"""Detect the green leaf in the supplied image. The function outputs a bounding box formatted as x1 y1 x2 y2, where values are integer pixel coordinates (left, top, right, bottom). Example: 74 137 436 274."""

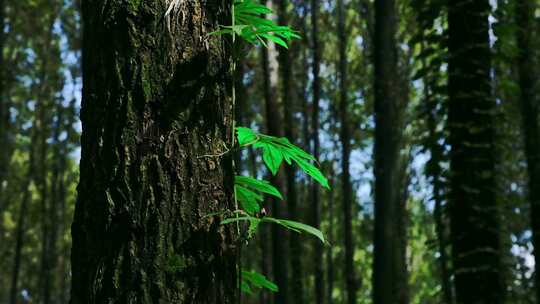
229 0 300 48
239 129 329 188
272 137 315 160
260 33 288 48
220 215 325 243
295 158 330 189
263 217 326 244
221 216 259 225
241 281 253 294
235 185 262 215
242 270 279 292
236 127 258 146
256 142 283 175
235 176 283 199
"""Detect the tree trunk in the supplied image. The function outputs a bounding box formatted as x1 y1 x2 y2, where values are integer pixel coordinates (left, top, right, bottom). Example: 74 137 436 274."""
9 143 35 304
515 1 540 302
372 0 407 302
421 42 453 303
310 0 324 303
448 0 503 303
70 1 237 303
276 1 304 303
326 173 335 304
261 22 289 302
44 104 65 303
425 73 453 304
0 0 8 250
337 0 357 302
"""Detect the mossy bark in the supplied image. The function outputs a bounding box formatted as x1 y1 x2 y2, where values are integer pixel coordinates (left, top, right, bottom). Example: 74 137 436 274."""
71 1 237 303
448 0 503 302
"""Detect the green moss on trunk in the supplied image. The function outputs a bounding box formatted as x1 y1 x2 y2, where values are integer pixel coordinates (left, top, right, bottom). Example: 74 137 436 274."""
71 1 237 303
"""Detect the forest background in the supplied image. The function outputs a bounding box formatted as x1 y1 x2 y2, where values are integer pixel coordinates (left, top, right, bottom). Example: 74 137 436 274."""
0 0 539 303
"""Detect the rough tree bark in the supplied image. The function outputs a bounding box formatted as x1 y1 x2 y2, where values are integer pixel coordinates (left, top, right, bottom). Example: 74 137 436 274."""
70 1 237 303
515 1 540 302
372 0 407 302
448 0 504 303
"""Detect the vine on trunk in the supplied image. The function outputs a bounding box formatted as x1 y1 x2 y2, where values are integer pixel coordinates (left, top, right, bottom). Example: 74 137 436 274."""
208 0 330 296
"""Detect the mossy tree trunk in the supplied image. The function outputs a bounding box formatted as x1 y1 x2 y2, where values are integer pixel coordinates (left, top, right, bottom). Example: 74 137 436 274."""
448 0 503 302
70 1 237 303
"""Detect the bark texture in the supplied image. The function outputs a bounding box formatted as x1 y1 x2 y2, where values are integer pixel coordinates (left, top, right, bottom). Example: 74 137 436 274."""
71 1 237 303
448 0 503 303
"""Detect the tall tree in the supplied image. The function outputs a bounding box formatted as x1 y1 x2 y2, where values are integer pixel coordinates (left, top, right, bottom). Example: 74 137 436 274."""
310 0 324 303
70 1 237 302
261 21 290 302
9 128 36 304
337 0 357 303
373 0 408 302
0 0 8 247
37 16 56 303
515 0 540 301
277 0 304 302
448 0 504 303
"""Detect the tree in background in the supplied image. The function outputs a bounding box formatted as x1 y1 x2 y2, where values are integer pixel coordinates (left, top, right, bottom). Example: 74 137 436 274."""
448 0 504 302
310 0 324 302
337 0 357 302
373 0 409 302
70 1 237 302
515 1 540 301
260 5 290 300
3 0 540 302
277 0 305 302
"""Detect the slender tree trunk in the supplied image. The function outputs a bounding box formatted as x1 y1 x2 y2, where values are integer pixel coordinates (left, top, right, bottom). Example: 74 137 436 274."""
60 99 78 304
70 1 237 303
9 144 35 304
310 0 324 302
0 0 8 251
337 0 357 302
426 82 453 304
43 104 65 304
421 45 453 303
515 1 540 302
326 173 335 304
447 0 503 303
276 1 304 302
261 24 290 302
373 0 407 302
38 98 51 304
